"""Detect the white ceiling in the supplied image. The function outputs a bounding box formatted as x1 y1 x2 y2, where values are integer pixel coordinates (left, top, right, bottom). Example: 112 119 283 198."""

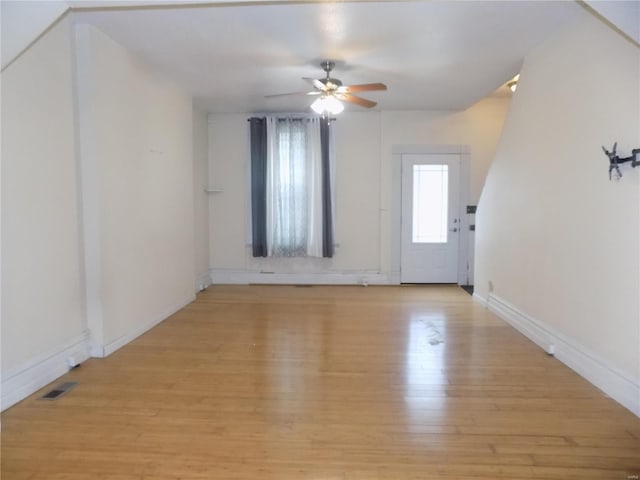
66 1 582 113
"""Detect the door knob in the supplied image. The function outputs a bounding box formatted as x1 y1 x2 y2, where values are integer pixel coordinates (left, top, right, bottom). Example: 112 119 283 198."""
449 227 458 232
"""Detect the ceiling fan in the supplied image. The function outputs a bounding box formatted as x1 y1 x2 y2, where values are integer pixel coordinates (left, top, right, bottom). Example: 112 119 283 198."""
266 61 387 114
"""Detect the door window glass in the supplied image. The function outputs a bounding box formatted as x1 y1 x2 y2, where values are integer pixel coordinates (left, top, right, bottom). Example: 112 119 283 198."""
412 164 448 243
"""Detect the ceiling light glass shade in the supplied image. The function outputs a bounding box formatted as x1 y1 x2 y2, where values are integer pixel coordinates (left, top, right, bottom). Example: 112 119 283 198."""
311 95 344 115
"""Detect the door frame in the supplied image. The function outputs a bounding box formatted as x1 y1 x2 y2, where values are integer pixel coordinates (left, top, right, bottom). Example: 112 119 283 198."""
390 145 471 285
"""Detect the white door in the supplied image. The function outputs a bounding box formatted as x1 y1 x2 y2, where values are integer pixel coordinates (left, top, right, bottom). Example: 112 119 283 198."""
401 154 460 283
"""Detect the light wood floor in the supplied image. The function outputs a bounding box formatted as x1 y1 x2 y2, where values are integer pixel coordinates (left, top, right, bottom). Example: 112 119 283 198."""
2 285 639 479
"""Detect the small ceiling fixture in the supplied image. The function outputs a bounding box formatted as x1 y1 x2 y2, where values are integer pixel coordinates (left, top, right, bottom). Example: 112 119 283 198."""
507 74 520 93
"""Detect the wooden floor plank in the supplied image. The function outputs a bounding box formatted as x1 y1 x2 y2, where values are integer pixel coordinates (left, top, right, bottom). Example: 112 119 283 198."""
2 285 639 479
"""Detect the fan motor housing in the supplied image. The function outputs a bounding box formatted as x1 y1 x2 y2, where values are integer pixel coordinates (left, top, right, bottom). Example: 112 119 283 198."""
321 77 343 89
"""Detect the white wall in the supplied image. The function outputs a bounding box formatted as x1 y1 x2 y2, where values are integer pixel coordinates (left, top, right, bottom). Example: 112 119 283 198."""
207 114 248 272
1 19 198 409
378 99 511 278
193 105 210 289
475 10 640 414
76 25 196 354
1 17 88 409
208 97 510 283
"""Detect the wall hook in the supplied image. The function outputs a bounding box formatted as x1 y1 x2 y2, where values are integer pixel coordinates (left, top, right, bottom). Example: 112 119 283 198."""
602 142 640 181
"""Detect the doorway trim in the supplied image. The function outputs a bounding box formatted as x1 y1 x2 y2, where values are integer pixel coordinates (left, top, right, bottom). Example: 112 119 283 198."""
390 145 470 285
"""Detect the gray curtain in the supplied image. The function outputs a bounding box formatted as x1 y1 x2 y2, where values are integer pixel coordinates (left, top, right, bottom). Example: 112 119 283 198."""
249 117 268 257
250 115 334 258
320 117 334 258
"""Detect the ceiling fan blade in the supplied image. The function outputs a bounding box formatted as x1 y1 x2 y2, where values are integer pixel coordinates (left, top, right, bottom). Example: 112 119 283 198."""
265 91 321 98
338 93 377 108
337 83 387 94
303 77 327 91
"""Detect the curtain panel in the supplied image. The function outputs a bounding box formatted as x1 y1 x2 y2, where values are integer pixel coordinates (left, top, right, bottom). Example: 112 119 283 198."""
320 118 334 258
249 117 268 257
249 115 334 258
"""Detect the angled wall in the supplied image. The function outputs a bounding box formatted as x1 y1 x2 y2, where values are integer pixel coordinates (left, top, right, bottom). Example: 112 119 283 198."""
475 9 640 414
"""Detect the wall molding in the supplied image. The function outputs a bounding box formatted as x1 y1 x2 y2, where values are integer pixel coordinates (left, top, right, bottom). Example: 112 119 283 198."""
486 293 640 417
210 269 390 286
74 23 106 358
2 293 197 410
1 330 90 411
472 292 488 307
101 294 196 357
196 271 211 292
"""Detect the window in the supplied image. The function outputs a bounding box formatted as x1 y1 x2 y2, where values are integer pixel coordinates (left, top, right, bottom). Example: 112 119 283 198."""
412 164 448 243
249 116 334 258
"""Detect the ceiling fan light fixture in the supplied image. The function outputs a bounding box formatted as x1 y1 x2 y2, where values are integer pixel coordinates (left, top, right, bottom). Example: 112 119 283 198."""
266 61 385 112
311 95 344 115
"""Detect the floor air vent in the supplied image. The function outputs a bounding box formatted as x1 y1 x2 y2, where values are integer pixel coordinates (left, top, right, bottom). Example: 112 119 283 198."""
40 381 78 400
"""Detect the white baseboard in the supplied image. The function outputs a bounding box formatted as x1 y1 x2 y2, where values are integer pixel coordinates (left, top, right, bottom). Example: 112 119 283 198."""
487 293 640 417
472 292 487 307
210 269 390 286
1 294 197 411
102 294 196 357
1 330 90 411
195 271 211 292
